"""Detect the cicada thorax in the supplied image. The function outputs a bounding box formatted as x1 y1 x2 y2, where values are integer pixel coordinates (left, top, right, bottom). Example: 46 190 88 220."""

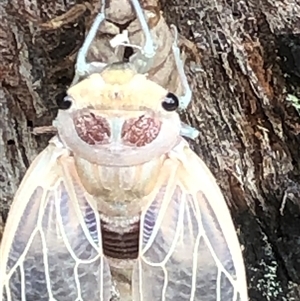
73 153 166 261
73 155 165 203
54 64 182 263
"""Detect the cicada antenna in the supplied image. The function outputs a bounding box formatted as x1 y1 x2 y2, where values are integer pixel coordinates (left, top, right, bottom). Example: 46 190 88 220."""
71 0 107 86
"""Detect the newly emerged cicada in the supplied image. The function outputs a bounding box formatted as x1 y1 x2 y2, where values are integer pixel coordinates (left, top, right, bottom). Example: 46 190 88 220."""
0 1 248 300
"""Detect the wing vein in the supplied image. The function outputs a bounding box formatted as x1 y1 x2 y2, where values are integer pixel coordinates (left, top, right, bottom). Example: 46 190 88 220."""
201 224 237 288
189 195 201 301
6 228 40 279
40 227 54 298
55 188 100 264
20 261 25 301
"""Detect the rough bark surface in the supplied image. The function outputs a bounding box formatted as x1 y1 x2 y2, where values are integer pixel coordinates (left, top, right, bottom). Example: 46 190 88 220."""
1 0 300 300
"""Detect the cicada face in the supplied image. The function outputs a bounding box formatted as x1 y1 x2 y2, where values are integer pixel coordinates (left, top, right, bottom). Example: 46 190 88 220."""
55 63 182 167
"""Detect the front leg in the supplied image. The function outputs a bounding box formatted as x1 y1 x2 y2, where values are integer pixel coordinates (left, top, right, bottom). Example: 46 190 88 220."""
128 0 157 73
170 25 192 110
71 0 107 86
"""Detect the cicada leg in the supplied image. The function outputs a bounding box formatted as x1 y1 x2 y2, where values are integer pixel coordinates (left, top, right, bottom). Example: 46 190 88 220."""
129 0 156 73
170 24 192 110
180 122 199 140
71 0 107 86
169 25 199 140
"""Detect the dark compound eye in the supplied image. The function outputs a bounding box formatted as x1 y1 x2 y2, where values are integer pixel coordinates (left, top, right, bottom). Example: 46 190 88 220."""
161 92 179 111
57 94 72 110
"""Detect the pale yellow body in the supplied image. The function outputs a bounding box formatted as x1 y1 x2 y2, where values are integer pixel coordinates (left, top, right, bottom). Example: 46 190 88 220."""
0 64 248 301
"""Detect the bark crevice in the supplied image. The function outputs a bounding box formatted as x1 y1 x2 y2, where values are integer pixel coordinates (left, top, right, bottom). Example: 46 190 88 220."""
1 0 300 300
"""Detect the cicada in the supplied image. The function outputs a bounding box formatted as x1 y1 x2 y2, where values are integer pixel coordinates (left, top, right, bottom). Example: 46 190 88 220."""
0 1 248 301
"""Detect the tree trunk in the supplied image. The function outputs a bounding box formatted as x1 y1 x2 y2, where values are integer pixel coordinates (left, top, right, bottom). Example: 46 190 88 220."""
1 0 300 300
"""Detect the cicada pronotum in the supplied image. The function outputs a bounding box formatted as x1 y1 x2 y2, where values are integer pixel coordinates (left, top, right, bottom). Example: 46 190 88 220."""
0 0 248 300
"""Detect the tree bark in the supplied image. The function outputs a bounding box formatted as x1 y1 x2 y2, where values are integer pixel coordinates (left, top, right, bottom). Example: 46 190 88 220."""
1 0 300 300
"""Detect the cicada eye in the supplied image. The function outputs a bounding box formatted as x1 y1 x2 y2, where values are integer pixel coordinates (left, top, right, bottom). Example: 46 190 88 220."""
57 94 73 110
162 92 179 111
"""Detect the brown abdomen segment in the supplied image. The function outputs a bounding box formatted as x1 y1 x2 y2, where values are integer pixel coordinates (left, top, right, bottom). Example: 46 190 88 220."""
100 215 140 260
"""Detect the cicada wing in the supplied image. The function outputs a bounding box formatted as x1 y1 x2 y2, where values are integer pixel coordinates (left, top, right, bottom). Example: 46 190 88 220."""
0 140 112 301
133 146 248 301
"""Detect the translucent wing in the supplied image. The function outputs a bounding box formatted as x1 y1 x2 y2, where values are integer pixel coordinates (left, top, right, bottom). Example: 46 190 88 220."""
133 142 248 301
0 138 112 301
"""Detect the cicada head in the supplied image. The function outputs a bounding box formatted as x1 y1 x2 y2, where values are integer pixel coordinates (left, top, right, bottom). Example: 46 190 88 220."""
54 62 182 166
